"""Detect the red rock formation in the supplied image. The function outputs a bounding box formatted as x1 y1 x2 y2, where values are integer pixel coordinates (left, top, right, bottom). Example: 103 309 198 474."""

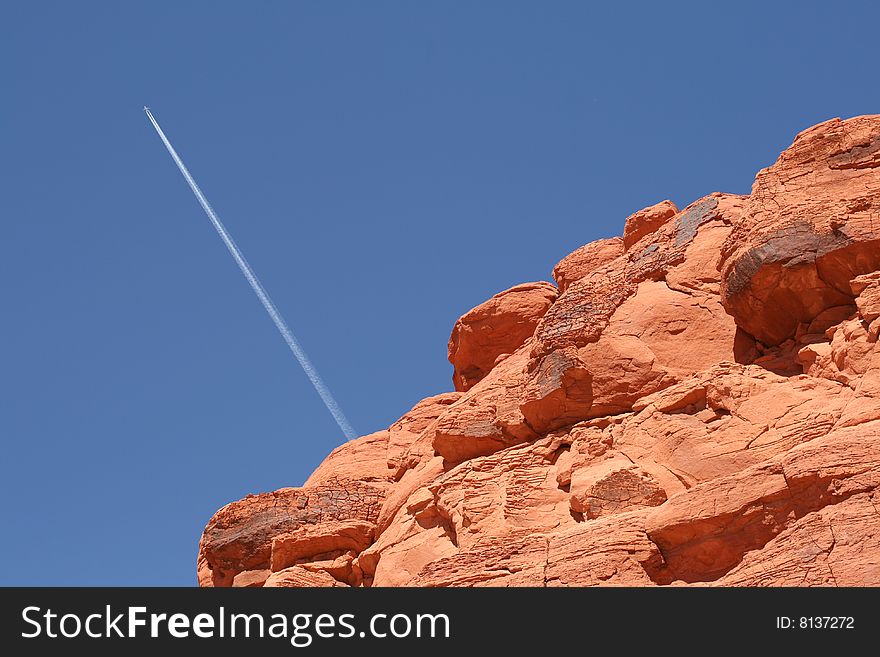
198 115 880 588
552 237 624 292
720 116 880 346
448 282 557 392
622 200 679 250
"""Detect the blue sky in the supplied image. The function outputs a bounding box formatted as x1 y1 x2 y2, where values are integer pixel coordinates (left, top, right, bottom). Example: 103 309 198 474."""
2 1 878 585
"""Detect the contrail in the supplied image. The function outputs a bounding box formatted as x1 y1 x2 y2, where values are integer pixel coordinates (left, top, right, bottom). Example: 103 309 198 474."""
144 107 357 442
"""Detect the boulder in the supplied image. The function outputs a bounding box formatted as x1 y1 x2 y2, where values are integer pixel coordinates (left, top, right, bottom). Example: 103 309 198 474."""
622 199 679 249
720 115 880 345
552 237 624 292
448 282 558 392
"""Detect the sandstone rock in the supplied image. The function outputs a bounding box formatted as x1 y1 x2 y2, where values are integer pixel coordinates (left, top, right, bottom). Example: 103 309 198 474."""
552 237 624 292
853 271 880 327
622 363 852 484
300 552 360 586
360 479 460 587
448 282 558 392
304 431 393 488
569 458 667 519
400 531 549 587
573 278 738 418
198 116 880 589
376 457 446 533
431 437 575 548
545 511 664 586
198 483 383 586
622 199 678 250
196 550 213 587
797 313 880 430
264 566 345 588
231 569 271 588
715 492 880 586
519 196 744 428
664 194 748 296
386 392 462 477
270 520 375 571
519 347 593 433
533 193 742 361
720 115 880 346
365 437 575 585
432 344 538 463
644 421 880 583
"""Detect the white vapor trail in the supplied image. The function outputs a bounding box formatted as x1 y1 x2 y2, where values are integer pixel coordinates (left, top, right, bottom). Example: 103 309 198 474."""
145 107 357 441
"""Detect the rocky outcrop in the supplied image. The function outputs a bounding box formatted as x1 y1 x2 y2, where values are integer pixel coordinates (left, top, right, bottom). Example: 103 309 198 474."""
198 114 880 588
622 200 679 250
720 116 880 346
552 237 624 292
448 282 557 392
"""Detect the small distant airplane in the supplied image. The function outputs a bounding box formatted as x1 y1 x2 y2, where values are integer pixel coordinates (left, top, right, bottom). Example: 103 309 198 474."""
143 106 150 112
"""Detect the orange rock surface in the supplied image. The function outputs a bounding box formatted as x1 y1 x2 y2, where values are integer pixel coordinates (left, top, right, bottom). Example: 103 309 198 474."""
448 282 557 392
198 115 880 587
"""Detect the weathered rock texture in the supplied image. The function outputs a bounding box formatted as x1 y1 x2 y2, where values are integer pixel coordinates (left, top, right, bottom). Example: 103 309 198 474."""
199 115 880 588
448 282 558 392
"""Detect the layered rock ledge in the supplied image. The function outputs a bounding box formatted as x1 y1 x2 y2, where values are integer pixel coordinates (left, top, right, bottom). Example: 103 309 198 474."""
199 115 880 587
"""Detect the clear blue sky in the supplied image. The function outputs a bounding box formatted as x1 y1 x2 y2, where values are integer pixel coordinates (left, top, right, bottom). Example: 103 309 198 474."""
2 1 878 585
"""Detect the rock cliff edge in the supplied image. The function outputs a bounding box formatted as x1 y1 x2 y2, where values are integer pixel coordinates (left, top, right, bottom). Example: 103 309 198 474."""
199 116 880 587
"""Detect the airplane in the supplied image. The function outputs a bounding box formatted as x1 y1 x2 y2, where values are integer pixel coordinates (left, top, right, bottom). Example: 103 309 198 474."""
143 106 150 112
